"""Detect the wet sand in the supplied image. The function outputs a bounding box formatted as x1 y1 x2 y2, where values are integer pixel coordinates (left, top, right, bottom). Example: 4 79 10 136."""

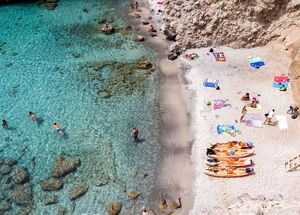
125 2 195 214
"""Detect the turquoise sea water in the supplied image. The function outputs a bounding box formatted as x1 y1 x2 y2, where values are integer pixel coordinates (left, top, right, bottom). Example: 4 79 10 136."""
0 0 160 214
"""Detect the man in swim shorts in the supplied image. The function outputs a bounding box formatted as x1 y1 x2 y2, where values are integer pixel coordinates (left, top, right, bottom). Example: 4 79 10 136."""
2 119 8 128
29 112 37 122
52 123 64 136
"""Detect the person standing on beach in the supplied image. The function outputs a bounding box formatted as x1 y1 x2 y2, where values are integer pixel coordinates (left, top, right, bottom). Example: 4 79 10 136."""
134 1 139 10
28 111 37 122
240 106 247 123
264 109 275 125
132 127 139 142
2 119 8 128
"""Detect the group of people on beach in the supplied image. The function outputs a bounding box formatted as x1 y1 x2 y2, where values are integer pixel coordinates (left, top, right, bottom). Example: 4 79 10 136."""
239 92 299 125
2 112 65 137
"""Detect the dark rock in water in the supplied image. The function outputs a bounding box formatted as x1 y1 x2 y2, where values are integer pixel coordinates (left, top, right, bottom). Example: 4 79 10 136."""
164 29 177 41
127 191 141 200
94 176 109 186
137 59 152 69
40 178 64 191
68 184 88 200
167 46 181 60
37 0 59 10
0 192 5 201
0 159 4 165
12 183 32 206
51 155 81 178
106 202 122 215
4 157 17 166
14 207 32 215
57 207 67 215
99 89 112 98
44 194 58 205
0 164 12 175
11 167 29 184
100 23 114 34
0 200 11 212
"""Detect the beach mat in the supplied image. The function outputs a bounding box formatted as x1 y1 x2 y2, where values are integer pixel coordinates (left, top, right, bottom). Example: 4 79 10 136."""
242 114 263 128
274 75 289 83
276 115 288 131
217 125 236 136
203 79 219 88
248 57 265 68
213 52 226 62
273 82 289 88
246 104 261 110
213 99 231 110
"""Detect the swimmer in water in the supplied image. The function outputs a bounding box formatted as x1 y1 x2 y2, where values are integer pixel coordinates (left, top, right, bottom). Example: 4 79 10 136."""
52 123 64 136
2 119 8 128
29 111 37 122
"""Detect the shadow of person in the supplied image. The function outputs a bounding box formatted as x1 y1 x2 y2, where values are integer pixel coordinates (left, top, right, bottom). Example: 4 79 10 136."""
36 117 44 126
137 138 146 144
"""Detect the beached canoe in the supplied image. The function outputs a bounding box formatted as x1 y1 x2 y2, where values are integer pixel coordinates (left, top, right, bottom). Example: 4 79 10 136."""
207 148 254 159
204 167 254 178
206 158 254 167
209 141 253 150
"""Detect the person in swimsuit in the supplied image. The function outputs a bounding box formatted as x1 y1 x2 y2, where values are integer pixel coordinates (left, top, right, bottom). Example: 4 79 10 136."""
29 112 37 122
132 127 139 142
52 123 64 136
240 106 247 123
2 119 8 128
241 93 250 101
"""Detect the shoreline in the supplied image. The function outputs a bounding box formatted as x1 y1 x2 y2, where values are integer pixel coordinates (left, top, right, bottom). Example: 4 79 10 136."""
125 1 195 214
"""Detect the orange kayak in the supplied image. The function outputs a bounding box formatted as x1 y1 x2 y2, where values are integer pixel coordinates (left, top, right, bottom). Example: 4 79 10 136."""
207 148 254 159
209 141 254 150
204 167 255 178
206 158 254 167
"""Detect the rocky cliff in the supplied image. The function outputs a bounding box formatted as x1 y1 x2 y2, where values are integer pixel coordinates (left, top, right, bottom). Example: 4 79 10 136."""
162 0 300 48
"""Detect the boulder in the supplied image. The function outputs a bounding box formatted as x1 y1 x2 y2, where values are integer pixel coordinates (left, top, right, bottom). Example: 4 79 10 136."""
12 183 32 206
133 35 145 42
11 167 29 184
40 178 64 191
164 29 177 41
137 59 152 69
14 207 32 215
106 202 122 215
159 199 167 212
57 207 67 215
4 157 17 166
51 155 81 178
100 23 115 34
0 164 12 175
44 195 58 205
68 184 88 200
0 200 11 212
127 191 141 200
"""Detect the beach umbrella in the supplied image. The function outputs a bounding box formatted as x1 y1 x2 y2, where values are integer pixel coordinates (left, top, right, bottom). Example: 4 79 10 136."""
249 57 265 68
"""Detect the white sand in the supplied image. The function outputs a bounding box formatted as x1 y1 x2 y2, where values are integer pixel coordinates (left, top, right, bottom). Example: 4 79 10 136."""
179 45 300 214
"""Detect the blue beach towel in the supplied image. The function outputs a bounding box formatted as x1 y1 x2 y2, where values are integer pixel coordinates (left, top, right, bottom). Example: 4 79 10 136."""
272 82 289 88
203 79 219 88
249 57 265 68
217 125 235 134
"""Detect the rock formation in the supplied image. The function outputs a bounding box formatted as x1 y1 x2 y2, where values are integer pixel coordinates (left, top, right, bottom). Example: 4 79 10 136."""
162 0 300 48
51 155 81 178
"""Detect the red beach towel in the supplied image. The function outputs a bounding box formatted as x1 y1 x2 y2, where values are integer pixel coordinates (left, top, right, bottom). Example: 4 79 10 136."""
274 76 289 83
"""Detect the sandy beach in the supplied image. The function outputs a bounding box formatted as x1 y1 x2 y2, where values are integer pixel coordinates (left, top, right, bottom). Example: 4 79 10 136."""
180 45 300 214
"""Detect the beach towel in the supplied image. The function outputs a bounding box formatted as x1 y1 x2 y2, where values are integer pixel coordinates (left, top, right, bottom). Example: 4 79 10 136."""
274 75 289 83
203 79 219 88
248 57 265 68
272 82 289 88
213 99 231 110
242 114 263 128
276 115 288 131
217 125 236 136
213 52 226 62
246 104 262 110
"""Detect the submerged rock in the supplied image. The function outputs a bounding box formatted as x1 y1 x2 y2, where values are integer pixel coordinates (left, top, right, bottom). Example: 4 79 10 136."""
57 207 67 215
106 202 122 215
159 199 167 212
0 164 12 175
12 183 32 206
137 59 152 69
44 195 58 205
0 200 11 212
127 191 141 200
100 23 114 34
4 157 18 166
11 167 29 184
40 178 64 191
69 185 88 200
51 155 81 178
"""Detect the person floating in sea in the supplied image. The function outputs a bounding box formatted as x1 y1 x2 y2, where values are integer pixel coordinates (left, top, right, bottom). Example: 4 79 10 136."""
28 111 37 122
2 119 8 128
52 123 64 137
264 109 275 125
132 127 139 142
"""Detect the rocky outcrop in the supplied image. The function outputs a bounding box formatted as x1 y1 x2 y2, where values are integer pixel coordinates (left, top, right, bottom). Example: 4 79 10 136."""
40 178 64 191
68 184 88 200
162 0 300 48
51 155 81 178
11 167 29 184
11 183 32 206
106 202 122 215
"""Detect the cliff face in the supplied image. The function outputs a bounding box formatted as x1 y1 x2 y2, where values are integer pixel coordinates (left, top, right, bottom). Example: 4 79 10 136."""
162 0 300 48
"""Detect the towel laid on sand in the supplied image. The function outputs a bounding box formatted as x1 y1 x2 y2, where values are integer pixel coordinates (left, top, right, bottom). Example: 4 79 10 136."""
276 115 288 131
203 79 219 88
217 125 237 136
213 99 231 110
213 52 226 62
243 114 263 128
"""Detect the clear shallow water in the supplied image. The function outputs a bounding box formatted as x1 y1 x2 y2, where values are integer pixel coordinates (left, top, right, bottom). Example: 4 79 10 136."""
0 0 159 214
